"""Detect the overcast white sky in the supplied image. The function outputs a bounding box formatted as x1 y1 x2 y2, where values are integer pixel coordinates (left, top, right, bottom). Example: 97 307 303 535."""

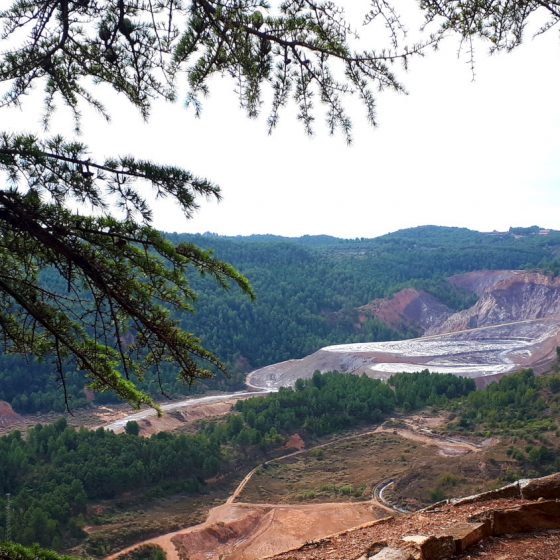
3 3 560 239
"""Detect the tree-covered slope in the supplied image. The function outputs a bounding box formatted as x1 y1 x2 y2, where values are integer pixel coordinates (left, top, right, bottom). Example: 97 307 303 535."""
176 226 560 366
0 371 475 553
3 225 560 412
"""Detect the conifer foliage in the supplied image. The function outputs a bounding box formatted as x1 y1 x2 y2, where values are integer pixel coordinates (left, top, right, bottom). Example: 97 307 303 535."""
0 0 423 407
0 1 557 407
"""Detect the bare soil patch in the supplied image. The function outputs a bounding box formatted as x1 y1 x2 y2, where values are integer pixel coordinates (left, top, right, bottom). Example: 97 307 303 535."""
136 400 237 437
112 501 389 560
0 394 247 438
385 442 513 511
82 473 244 557
0 403 132 437
237 415 499 509
104 414 507 560
268 497 536 560
0 400 22 429
247 317 560 391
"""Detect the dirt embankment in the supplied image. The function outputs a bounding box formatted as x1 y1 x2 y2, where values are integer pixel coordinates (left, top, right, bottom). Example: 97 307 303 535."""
358 288 452 334
447 270 520 296
109 501 388 560
267 497 556 560
133 400 240 437
333 269 560 342
373 425 479 457
109 414 495 560
0 400 22 429
0 393 256 438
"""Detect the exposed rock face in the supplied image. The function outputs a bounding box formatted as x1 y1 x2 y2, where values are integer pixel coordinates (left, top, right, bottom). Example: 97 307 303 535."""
356 270 560 338
492 501 560 535
368 548 413 560
265 473 560 560
409 535 455 560
428 271 560 335
443 522 490 554
470 501 560 536
521 472 560 500
359 289 452 335
0 401 22 428
450 481 522 507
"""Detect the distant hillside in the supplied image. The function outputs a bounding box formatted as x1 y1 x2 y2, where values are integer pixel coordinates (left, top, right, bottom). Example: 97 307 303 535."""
178 225 560 362
3 225 560 412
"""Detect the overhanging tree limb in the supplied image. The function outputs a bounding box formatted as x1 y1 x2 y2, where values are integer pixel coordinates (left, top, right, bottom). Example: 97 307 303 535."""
0 0 557 408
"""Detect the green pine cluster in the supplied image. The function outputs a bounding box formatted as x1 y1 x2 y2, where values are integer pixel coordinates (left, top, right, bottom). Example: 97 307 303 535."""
2 226 560 413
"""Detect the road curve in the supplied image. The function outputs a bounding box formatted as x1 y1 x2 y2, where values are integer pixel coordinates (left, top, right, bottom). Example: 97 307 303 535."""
100 390 272 432
373 479 409 514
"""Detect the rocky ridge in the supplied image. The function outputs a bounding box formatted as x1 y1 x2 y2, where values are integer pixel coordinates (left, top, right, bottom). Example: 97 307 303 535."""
359 270 560 338
267 473 560 560
428 271 560 335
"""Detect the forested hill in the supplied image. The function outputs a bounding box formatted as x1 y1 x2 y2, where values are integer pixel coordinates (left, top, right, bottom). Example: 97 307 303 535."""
171 225 560 369
3 225 560 412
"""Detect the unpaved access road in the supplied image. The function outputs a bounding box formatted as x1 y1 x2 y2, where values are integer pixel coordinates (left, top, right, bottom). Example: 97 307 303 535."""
108 415 486 560
108 501 389 560
245 318 560 391
228 417 483 506
100 390 273 432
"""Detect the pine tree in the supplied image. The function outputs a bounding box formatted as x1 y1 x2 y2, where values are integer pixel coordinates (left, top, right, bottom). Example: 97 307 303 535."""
0 1 556 408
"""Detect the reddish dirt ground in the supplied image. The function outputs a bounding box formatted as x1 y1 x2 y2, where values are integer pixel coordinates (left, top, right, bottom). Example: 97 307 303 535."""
0 395 246 437
135 400 237 436
456 530 560 559
359 288 452 333
110 414 493 560
0 400 22 429
284 433 305 451
268 498 554 560
110 501 390 560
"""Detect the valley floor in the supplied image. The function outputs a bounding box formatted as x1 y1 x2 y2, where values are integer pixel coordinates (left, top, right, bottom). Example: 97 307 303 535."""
108 413 511 560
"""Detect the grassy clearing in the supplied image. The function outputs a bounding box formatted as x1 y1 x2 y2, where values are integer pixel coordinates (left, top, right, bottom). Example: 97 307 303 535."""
238 432 430 504
238 426 521 511
386 443 515 510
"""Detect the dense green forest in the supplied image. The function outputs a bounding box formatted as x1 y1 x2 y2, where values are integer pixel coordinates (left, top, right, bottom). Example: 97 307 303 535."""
3 225 560 412
0 371 475 552
388 370 476 411
450 369 560 477
232 370 475 438
179 226 560 370
0 419 222 552
451 369 560 438
3 368 560 554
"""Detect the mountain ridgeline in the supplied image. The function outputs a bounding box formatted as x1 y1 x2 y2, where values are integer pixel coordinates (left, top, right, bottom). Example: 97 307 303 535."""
2 225 560 412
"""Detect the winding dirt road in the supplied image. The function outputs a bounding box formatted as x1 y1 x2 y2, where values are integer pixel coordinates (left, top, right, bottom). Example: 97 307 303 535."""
100 390 272 432
226 418 482 508
108 418 485 560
